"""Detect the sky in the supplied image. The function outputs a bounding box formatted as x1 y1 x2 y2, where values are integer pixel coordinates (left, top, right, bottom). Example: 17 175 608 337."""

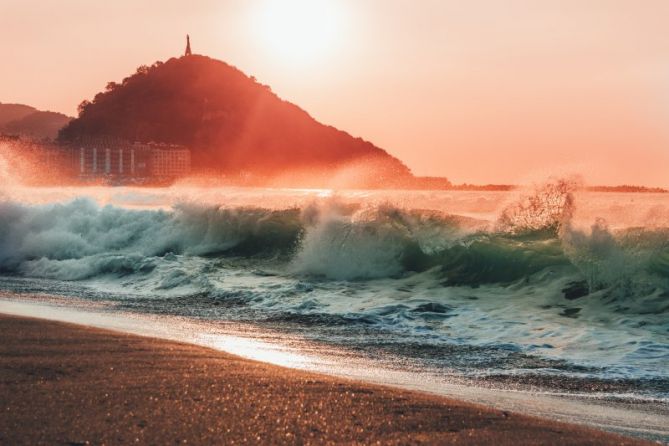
1 0 668 187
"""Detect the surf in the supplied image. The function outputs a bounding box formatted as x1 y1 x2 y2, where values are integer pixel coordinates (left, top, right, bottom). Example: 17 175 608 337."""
0 178 667 399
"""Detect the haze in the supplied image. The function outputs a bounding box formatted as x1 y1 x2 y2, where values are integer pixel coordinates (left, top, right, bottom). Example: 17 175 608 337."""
1 0 668 187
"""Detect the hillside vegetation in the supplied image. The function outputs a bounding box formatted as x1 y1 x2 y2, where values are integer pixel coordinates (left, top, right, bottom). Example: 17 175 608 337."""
59 55 411 186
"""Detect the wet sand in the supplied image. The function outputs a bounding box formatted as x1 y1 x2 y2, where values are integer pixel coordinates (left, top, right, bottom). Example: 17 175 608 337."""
0 315 649 445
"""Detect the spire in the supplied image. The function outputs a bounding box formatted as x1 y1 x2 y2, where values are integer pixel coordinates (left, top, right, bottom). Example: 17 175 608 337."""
185 34 192 57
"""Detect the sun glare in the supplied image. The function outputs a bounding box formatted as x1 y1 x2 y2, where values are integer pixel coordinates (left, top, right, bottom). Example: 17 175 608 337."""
254 0 342 63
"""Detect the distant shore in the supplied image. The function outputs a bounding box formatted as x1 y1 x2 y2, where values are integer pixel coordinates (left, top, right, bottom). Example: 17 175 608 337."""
0 314 649 445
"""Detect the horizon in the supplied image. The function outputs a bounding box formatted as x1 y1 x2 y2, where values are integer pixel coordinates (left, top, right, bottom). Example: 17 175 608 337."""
2 0 669 188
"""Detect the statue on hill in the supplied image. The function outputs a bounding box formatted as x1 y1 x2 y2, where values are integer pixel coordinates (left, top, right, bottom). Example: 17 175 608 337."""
185 35 192 57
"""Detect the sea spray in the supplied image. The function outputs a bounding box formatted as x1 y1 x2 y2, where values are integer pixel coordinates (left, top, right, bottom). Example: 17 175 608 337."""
496 177 580 234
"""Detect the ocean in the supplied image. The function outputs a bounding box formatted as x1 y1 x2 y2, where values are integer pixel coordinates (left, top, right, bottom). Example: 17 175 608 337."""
0 180 668 411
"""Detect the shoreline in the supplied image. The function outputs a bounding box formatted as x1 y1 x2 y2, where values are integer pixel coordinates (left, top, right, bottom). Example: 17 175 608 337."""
0 313 652 445
1 295 668 443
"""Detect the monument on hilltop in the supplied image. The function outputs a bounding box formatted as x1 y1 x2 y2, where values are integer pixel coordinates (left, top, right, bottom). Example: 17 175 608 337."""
185 35 192 57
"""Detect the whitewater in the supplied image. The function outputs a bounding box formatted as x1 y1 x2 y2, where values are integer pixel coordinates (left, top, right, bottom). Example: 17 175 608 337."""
1 173 668 432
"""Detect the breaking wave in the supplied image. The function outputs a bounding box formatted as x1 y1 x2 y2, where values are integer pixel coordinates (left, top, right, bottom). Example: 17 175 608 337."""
0 199 302 279
0 179 668 390
0 182 667 300
0 182 669 314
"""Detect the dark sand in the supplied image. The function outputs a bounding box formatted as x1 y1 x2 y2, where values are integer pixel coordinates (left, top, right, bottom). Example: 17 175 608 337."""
0 315 650 445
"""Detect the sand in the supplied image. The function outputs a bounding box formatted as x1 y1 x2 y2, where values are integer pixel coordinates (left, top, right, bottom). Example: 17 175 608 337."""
0 314 650 445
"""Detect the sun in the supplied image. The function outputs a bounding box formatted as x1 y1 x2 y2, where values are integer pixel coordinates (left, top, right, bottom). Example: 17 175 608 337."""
254 0 343 63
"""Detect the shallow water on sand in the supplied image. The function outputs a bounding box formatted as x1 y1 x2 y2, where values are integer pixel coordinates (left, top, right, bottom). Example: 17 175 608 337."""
1 297 668 442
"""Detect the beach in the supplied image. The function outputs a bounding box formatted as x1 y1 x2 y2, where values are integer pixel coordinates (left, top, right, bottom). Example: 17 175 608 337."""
0 314 649 445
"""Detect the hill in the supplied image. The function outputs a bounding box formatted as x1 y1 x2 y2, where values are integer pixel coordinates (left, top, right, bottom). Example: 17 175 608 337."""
0 103 72 139
0 103 37 126
3 110 72 140
59 55 412 187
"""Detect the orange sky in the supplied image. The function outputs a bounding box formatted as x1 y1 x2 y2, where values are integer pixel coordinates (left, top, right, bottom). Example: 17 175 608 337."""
1 0 668 187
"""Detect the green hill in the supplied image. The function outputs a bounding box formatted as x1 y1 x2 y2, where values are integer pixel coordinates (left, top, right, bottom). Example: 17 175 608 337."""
59 55 411 186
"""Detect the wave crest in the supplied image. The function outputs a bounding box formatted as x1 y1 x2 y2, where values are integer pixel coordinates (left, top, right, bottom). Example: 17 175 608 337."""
0 190 667 299
497 177 580 234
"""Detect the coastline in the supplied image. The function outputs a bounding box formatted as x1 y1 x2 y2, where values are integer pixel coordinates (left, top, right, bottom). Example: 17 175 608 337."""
1 294 668 443
0 313 653 445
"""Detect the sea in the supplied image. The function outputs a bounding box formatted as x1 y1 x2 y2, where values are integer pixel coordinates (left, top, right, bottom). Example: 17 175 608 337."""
0 176 668 439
